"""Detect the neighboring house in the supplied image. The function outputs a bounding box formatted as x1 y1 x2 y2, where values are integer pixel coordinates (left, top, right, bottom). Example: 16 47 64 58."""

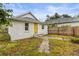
8 12 48 41
45 17 79 27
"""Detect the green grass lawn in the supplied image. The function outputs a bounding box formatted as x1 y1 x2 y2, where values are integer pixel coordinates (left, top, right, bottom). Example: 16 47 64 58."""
48 34 79 56
0 38 45 56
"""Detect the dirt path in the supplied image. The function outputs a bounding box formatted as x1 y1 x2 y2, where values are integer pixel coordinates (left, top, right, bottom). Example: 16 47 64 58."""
38 37 50 53
35 35 70 53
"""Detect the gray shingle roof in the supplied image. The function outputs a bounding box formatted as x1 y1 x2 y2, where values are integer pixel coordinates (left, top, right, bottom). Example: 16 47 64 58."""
12 17 40 23
12 12 40 23
45 17 79 24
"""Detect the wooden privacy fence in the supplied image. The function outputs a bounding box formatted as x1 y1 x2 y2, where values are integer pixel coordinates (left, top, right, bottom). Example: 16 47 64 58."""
48 26 79 37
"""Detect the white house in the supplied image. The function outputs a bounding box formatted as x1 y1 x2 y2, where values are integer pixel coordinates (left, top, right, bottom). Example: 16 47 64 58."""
45 17 79 27
8 12 48 41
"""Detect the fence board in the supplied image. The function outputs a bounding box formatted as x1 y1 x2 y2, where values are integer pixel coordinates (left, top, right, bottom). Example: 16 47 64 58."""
48 26 79 37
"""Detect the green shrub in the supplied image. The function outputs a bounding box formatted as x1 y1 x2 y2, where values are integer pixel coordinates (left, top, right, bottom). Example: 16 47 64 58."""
71 38 79 43
0 32 10 41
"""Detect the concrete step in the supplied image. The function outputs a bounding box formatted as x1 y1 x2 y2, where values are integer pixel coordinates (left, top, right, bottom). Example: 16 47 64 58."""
33 34 44 37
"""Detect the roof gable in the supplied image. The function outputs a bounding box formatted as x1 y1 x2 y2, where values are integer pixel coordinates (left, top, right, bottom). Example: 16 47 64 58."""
13 12 40 23
22 13 35 19
15 12 38 21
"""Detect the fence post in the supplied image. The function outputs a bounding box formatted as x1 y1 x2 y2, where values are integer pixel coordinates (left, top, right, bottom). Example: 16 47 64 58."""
58 27 59 35
72 27 75 36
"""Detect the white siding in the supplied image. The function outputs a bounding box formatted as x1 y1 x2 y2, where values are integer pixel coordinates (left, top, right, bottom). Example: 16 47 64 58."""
8 21 48 41
8 21 34 41
58 22 79 27
38 24 48 35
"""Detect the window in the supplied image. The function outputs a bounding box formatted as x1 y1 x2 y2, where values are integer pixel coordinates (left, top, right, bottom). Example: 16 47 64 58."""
25 23 29 30
42 25 44 29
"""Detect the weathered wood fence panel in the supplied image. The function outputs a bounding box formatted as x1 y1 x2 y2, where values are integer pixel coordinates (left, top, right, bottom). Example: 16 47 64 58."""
48 26 79 37
73 26 79 37
48 27 58 34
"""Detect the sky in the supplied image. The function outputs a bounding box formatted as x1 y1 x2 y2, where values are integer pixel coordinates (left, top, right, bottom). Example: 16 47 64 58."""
4 3 79 21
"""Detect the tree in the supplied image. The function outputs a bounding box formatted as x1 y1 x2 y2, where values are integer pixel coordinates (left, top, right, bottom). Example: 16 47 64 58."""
46 15 50 20
50 13 61 19
54 13 61 19
50 16 55 19
77 15 79 17
0 3 13 27
62 14 71 18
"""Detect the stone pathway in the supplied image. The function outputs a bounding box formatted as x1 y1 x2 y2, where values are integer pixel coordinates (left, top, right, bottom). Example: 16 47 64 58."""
38 36 50 53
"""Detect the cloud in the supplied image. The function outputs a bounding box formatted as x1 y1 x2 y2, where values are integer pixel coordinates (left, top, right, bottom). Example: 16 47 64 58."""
31 9 48 21
47 5 68 14
4 3 79 21
4 4 29 16
46 4 79 16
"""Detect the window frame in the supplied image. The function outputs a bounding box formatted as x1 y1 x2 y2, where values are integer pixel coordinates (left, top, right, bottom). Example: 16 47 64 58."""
42 25 44 29
25 23 29 31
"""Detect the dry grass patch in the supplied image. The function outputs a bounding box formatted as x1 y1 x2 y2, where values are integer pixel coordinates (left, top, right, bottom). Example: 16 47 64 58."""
0 38 43 56
49 39 79 56
48 34 74 40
